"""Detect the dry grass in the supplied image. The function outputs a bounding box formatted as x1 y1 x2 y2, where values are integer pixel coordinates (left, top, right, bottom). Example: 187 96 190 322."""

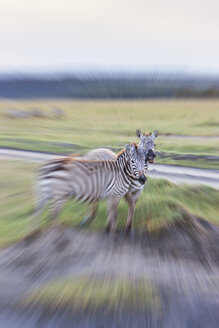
0 99 218 168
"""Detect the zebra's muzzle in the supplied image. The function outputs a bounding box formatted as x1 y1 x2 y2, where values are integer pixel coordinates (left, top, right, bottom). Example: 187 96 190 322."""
147 150 156 163
138 175 147 185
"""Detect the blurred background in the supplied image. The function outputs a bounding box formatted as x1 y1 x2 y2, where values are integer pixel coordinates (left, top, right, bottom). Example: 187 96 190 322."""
0 1 218 327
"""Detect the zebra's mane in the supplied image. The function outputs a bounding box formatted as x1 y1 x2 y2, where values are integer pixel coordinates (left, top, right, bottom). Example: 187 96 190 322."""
116 143 138 159
47 154 78 165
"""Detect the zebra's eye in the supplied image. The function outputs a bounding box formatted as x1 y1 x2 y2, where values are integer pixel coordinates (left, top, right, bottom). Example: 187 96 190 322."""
131 160 135 164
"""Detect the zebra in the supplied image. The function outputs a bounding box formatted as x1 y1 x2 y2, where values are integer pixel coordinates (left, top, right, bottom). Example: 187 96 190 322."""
29 143 147 235
85 130 158 163
84 130 158 232
136 129 158 164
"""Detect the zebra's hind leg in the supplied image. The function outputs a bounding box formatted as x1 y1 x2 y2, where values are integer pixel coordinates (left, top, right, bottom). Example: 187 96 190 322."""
25 198 49 244
49 197 66 227
49 197 70 251
80 202 98 227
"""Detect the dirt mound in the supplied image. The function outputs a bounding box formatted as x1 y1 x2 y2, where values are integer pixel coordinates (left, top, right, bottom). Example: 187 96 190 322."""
141 211 219 266
0 218 218 328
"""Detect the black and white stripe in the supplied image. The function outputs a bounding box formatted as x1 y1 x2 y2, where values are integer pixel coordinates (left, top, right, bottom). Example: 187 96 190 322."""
84 130 158 231
30 144 146 233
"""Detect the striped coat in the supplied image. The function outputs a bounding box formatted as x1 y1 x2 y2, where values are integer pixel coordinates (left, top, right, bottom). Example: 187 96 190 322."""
30 144 146 234
84 130 158 231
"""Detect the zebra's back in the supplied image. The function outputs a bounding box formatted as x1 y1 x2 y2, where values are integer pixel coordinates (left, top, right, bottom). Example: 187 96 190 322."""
37 157 127 204
85 148 116 161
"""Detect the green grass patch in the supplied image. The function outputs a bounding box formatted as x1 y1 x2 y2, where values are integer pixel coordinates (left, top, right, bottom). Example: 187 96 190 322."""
23 276 158 312
0 159 218 247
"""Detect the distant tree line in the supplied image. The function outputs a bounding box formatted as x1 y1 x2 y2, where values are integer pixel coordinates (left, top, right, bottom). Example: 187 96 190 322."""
0 76 218 99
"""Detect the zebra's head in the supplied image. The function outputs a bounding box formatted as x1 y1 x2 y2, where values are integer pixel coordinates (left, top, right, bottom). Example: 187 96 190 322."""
136 129 158 164
125 144 147 185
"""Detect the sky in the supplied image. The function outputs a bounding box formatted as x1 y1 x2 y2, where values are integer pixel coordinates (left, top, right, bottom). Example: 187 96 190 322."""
0 0 219 74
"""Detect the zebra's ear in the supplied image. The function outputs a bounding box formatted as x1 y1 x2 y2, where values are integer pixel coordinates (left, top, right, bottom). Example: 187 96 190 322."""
151 130 158 140
136 129 143 139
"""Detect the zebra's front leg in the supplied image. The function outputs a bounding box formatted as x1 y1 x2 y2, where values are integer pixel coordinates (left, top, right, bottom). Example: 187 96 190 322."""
124 188 143 235
124 193 136 235
105 196 120 235
80 201 98 226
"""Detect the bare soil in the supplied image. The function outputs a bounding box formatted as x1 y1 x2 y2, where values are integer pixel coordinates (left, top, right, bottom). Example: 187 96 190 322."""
0 217 219 328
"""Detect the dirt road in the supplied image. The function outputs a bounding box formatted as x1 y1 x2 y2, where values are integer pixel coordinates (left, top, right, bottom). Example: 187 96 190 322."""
1 148 219 189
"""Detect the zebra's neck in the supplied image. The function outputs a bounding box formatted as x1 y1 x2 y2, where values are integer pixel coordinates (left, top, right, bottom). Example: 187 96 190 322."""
116 150 129 165
115 151 138 181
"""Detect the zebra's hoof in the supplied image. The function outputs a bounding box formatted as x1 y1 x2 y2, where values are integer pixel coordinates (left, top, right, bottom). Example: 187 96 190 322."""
105 225 111 234
23 229 41 246
123 228 135 240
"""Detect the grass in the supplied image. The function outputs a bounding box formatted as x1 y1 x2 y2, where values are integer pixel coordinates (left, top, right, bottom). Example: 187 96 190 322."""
0 159 218 247
23 276 157 312
0 99 219 168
